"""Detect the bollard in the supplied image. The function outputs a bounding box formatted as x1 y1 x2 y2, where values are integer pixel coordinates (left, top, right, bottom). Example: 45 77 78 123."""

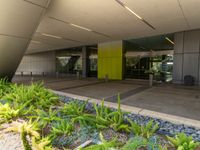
105 74 108 82
21 72 23 76
56 72 59 79
77 71 80 79
149 74 153 87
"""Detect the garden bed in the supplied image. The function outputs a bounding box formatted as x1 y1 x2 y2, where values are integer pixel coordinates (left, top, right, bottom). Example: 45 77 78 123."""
0 78 200 150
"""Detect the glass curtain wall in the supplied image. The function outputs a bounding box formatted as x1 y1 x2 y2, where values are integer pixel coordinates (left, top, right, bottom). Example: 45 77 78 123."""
124 34 174 82
88 47 98 77
56 48 82 75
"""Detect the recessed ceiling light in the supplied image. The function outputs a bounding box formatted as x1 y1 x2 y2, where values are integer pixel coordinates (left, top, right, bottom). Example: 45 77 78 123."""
48 16 110 38
42 33 62 39
165 37 174 45
70 23 92 32
115 0 155 30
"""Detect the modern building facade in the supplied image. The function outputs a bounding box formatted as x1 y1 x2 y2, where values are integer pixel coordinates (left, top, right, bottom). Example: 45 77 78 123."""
1 0 200 85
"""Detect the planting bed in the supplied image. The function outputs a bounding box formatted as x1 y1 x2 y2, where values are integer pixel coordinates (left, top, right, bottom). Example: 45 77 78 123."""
0 78 200 150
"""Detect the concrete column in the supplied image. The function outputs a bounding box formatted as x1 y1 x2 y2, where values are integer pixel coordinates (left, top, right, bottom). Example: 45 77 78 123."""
0 0 51 80
82 46 89 78
173 29 200 85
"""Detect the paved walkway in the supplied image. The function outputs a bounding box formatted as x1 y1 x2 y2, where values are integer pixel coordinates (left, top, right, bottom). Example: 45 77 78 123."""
12 76 200 124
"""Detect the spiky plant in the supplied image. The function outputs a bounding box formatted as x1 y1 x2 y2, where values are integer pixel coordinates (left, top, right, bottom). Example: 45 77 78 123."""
30 108 60 129
128 119 159 139
0 103 20 124
32 136 52 150
167 132 200 150
60 100 96 127
3 82 58 110
81 132 120 150
6 120 40 150
0 78 11 99
122 136 147 150
94 99 112 129
51 119 74 136
60 100 87 116
107 95 129 132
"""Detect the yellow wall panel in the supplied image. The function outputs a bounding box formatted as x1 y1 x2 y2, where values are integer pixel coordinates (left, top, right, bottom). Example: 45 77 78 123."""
98 41 123 80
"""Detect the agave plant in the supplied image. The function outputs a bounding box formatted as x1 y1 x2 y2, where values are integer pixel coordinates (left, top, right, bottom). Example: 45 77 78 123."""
167 132 200 150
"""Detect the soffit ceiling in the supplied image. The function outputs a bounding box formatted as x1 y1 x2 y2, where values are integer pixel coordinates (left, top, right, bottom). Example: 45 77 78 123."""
27 0 200 54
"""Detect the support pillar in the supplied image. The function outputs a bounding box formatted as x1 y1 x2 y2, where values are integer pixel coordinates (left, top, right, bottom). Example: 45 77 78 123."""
82 46 89 78
98 41 124 80
173 29 200 85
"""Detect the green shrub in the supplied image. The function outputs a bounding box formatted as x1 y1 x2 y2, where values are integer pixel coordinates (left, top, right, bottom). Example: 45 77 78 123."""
0 103 20 124
0 78 12 98
60 100 96 127
6 120 40 150
94 99 112 129
51 119 74 136
81 132 120 150
167 132 200 150
122 136 165 150
122 136 147 150
128 119 159 139
32 136 52 150
60 100 87 116
3 83 58 110
104 95 129 132
30 108 60 129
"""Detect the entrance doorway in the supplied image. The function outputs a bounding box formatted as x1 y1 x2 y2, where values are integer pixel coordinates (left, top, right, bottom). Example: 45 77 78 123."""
124 34 174 82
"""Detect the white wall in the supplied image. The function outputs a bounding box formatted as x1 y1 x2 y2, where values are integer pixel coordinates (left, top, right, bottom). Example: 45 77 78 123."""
173 29 200 85
16 51 56 76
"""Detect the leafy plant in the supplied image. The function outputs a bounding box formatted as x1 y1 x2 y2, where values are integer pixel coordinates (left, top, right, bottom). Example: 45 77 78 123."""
72 113 96 127
0 78 11 99
167 132 200 150
94 99 112 129
3 83 58 110
81 132 120 150
61 100 96 127
94 95 129 132
60 100 87 116
51 119 74 136
0 103 20 124
30 108 60 129
122 136 165 150
32 136 52 150
122 136 147 150
107 95 129 132
6 120 40 150
128 119 159 139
